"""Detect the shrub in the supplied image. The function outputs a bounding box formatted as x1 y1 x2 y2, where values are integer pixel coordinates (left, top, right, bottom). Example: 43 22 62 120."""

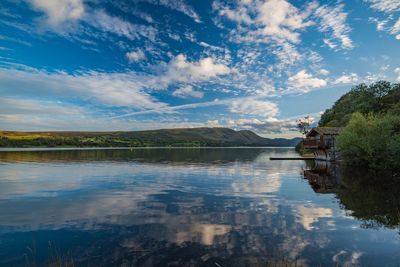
337 112 400 171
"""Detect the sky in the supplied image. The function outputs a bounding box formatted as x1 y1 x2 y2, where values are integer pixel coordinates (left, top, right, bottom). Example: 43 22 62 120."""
0 0 399 137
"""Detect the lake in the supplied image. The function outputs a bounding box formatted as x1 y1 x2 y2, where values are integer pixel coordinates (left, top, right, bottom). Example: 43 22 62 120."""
0 148 399 266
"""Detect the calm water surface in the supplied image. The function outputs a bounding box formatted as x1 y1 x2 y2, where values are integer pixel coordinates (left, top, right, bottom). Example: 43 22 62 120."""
0 148 399 266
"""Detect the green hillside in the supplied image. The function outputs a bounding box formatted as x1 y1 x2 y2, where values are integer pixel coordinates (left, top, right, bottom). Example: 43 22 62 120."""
0 127 301 148
319 81 400 127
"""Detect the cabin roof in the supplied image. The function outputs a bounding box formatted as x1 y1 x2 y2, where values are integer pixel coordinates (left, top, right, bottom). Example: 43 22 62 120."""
306 127 343 137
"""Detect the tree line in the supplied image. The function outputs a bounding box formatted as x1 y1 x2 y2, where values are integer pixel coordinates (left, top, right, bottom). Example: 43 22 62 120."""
318 81 400 172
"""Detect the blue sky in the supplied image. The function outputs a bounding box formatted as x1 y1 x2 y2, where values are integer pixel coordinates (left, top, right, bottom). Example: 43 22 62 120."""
0 0 399 137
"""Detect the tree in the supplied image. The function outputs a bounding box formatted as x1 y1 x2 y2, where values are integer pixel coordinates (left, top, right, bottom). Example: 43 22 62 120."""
296 116 313 136
319 81 400 127
337 112 400 171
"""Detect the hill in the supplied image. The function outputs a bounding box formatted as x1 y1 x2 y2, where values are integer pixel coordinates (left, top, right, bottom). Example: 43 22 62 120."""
0 128 301 148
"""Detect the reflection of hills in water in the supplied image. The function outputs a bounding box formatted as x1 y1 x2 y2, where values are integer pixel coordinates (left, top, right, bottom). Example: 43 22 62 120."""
0 147 298 166
0 148 268 164
0 148 324 266
303 162 400 233
1 149 400 266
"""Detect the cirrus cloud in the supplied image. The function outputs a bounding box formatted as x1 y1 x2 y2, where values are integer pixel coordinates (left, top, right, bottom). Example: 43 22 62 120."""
213 0 312 67
310 2 353 49
365 0 400 13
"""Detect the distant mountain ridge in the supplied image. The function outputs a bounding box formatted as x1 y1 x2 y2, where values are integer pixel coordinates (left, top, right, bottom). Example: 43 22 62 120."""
0 128 301 147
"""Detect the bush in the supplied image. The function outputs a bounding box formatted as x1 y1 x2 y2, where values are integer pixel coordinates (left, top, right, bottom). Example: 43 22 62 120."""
337 112 400 171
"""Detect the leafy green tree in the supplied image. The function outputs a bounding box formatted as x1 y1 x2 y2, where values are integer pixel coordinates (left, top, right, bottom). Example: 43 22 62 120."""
337 112 400 171
319 81 400 127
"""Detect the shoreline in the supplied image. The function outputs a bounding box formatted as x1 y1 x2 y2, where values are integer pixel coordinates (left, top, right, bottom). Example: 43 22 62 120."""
0 146 296 152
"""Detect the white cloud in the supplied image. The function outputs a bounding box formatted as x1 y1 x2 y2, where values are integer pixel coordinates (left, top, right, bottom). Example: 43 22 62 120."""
370 17 400 40
0 55 231 114
0 67 166 109
0 110 226 131
232 117 298 134
112 97 278 120
214 0 311 66
157 54 232 87
369 17 400 40
390 18 400 36
29 0 85 25
0 98 301 134
319 69 329 75
366 2 400 40
206 119 222 127
334 73 359 84
89 10 157 41
126 49 146 62
112 98 230 118
254 83 276 96
0 98 84 116
172 85 204 98
229 98 278 117
0 98 241 131
0 98 112 131
395 67 400 81
323 38 337 49
213 0 253 24
255 0 311 43
216 0 311 43
369 17 389 31
26 2 158 41
287 70 327 92
199 42 225 52
147 0 201 23
365 72 387 82
272 42 302 67
377 19 389 31
365 0 400 12
311 2 353 49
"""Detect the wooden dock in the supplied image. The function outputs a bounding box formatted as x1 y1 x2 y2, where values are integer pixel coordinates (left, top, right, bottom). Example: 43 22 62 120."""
270 157 315 160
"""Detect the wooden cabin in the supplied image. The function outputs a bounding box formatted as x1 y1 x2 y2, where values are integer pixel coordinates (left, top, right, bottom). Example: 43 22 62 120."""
303 127 342 161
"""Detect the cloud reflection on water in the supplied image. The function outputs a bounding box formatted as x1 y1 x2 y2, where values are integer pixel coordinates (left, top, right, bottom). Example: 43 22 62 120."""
0 148 399 266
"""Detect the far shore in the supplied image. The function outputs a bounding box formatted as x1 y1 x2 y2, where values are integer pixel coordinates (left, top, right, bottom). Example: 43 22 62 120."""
0 146 296 152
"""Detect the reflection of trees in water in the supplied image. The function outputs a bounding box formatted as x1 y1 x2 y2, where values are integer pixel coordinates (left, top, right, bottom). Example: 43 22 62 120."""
0 148 274 164
5 149 397 266
304 163 400 233
337 167 400 232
